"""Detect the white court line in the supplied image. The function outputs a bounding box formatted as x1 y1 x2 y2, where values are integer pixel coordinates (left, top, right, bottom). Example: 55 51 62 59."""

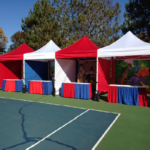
0 97 120 115
25 109 89 150
91 113 121 150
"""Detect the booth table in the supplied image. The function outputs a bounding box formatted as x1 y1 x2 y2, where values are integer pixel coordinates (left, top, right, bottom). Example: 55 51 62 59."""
28 80 53 95
61 82 92 100
2 79 23 92
108 84 148 107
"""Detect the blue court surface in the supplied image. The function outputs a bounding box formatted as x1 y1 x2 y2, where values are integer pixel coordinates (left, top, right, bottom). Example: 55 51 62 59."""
0 98 120 150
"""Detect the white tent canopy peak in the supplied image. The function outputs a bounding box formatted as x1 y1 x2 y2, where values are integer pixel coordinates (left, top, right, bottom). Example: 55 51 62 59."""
98 31 150 57
24 40 61 60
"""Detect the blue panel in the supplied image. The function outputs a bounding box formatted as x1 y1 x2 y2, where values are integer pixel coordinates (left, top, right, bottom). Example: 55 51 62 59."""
2 80 6 91
75 84 90 100
61 83 64 97
42 82 53 95
81 84 90 99
75 84 80 99
133 88 139 106
28 81 30 93
122 87 139 106
117 87 123 104
15 80 23 92
117 87 139 106
25 61 48 89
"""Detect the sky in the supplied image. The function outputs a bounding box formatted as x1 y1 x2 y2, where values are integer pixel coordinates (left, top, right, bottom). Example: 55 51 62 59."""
0 0 129 51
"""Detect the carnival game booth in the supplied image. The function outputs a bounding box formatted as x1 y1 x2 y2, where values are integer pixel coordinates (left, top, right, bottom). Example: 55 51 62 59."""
0 43 34 92
98 31 150 107
24 40 60 95
55 36 99 99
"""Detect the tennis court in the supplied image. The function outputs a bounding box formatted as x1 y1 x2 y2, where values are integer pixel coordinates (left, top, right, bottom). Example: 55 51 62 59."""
0 98 119 150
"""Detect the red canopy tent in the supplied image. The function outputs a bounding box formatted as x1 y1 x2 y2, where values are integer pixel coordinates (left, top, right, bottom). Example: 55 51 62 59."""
56 36 98 58
55 36 101 95
0 43 34 88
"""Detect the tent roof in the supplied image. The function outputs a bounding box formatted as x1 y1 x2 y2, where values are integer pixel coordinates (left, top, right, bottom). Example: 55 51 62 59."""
98 31 150 58
0 43 34 61
24 40 61 60
56 36 99 58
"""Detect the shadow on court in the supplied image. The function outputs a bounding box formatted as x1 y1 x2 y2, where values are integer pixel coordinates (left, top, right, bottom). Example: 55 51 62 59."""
0 98 119 150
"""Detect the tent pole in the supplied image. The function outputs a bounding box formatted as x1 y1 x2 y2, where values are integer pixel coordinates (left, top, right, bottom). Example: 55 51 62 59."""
48 61 49 80
96 56 98 91
54 59 56 95
23 59 25 85
111 57 112 84
93 56 100 102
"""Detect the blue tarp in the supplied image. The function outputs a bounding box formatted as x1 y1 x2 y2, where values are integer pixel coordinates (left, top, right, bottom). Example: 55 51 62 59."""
25 61 48 89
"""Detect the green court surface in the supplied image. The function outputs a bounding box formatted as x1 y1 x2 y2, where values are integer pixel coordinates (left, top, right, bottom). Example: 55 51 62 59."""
0 90 150 150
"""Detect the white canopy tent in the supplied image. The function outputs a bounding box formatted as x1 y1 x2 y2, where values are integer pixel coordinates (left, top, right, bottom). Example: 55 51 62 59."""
98 31 150 58
24 40 61 60
23 40 61 89
97 31 150 94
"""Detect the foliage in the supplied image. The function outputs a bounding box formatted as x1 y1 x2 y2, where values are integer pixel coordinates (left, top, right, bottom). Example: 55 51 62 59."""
0 27 8 53
11 0 121 50
8 31 24 52
20 0 59 50
67 0 121 47
138 32 150 43
122 0 150 39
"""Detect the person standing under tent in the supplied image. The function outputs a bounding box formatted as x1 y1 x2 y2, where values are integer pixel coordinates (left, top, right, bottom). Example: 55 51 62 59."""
77 64 85 83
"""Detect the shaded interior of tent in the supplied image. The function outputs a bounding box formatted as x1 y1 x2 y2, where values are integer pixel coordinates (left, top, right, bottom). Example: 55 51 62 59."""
98 58 150 94
0 61 23 88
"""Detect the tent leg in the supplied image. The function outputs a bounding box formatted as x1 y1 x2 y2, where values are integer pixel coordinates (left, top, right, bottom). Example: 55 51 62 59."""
93 56 100 102
96 57 98 91
48 61 49 80
23 60 25 85
111 57 112 84
54 59 56 95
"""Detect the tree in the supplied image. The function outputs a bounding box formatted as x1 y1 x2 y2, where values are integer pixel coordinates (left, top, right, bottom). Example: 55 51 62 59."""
138 32 150 43
20 0 61 50
8 31 24 52
17 0 121 49
0 27 8 53
51 0 121 47
122 0 150 37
